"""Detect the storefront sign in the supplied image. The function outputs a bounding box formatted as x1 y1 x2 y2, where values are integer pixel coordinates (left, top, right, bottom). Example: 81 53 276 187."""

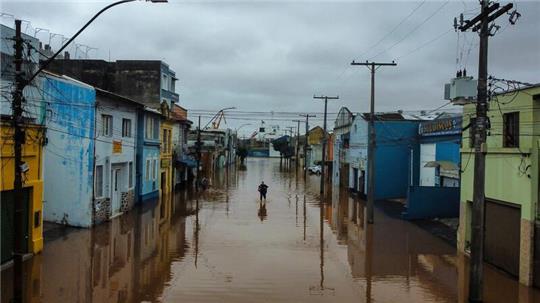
161 159 170 168
112 140 122 153
419 117 462 136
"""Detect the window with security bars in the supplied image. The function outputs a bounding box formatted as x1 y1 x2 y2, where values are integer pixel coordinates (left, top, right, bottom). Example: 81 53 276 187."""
503 112 519 148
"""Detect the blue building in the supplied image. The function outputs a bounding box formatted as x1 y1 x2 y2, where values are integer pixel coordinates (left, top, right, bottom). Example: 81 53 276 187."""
347 113 421 200
136 107 162 203
403 115 462 220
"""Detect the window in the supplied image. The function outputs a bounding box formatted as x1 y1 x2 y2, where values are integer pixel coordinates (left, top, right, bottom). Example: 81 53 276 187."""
162 129 171 153
162 74 168 90
95 165 104 197
102 115 113 137
145 116 154 139
128 162 133 188
469 117 476 148
503 112 519 148
152 159 157 180
122 119 132 137
146 159 151 180
153 119 159 139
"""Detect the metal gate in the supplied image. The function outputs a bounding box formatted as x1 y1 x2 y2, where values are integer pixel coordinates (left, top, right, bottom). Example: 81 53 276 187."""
1 189 30 264
485 199 521 277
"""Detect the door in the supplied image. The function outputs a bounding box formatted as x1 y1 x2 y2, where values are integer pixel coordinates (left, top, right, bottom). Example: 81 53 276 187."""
485 199 520 277
1 189 30 264
352 168 358 192
534 222 540 288
359 170 366 195
111 167 122 216
420 143 436 186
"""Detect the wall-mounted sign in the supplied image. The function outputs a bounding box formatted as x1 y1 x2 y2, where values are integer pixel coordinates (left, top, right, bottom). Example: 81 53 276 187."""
419 117 462 137
112 140 122 153
161 159 170 168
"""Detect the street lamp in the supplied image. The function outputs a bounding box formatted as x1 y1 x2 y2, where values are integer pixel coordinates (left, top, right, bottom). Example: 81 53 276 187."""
235 123 252 132
26 0 167 85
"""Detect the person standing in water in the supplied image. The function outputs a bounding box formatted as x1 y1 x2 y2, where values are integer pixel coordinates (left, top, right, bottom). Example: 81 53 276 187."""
258 181 269 201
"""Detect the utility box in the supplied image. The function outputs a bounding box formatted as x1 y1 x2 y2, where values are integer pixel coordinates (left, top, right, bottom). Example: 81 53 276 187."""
444 76 477 105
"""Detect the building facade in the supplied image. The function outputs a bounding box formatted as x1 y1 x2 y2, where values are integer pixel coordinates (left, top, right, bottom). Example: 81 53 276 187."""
136 108 161 203
403 115 462 220
0 24 45 264
42 73 141 227
458 85 540 287
347 113 420 200
332 107 354 187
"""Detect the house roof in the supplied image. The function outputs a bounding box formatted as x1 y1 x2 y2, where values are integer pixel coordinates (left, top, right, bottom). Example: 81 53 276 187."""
95 87 144 108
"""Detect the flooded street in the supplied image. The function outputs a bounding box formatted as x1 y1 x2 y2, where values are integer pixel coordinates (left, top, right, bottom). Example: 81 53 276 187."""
2 158 540 303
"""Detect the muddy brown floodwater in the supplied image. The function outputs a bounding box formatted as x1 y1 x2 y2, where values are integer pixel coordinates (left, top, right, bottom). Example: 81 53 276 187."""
2 158 540 302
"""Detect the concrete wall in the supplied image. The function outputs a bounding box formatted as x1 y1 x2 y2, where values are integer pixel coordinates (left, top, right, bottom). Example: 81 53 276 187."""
459 86 540 286
373 121 419 199
42 75 96 227
94 93 137 221
403 186 460 219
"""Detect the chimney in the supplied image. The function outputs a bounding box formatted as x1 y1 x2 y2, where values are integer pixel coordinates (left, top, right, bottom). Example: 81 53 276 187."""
64 51 70 60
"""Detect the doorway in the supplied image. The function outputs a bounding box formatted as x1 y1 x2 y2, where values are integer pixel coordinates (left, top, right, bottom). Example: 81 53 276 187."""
1 189 30 264
111 165 124 216
485 199 520 277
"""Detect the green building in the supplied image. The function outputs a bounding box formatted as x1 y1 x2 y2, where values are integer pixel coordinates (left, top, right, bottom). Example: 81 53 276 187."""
458 84 540 287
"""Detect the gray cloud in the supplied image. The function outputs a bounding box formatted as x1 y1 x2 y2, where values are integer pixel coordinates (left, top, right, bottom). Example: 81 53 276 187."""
2 0 539 135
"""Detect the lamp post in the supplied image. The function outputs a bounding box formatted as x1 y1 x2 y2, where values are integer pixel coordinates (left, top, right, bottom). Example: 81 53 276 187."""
10 1 167 302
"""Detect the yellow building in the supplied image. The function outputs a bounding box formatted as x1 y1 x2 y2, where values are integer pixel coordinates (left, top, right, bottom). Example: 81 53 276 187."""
1 120 44 264
159 114 173 222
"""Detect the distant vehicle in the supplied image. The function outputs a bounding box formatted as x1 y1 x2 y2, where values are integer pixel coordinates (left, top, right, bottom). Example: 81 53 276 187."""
307 165 322 175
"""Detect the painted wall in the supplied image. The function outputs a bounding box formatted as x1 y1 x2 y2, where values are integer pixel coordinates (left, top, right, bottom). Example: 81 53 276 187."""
94 93 138 220
136 110 161 202
460 86 540 223
404 186 460 219
1 122 45 257
347 116 419 198
42 75 96 227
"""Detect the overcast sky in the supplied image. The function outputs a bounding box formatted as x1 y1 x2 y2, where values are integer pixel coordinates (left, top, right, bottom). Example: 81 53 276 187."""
2 0 539 135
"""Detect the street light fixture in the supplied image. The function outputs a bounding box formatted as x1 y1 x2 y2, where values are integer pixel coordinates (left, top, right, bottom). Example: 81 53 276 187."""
236 123 252 132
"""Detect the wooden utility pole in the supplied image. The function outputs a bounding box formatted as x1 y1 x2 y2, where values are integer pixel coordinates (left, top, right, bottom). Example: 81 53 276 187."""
350 60 396 224
457 1 515 301
300 114 316 178
11 19 25 303
196 115 201 192
292 119 302 170
313 95 339 195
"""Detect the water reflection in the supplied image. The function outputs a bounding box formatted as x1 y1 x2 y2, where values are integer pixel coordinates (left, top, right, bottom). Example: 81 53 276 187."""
2 158 539 303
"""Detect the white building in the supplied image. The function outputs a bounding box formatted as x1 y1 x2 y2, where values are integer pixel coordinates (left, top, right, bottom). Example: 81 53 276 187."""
93 89 139 221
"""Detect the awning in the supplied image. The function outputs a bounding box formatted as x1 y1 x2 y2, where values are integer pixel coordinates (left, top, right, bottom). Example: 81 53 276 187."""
424 160 459 171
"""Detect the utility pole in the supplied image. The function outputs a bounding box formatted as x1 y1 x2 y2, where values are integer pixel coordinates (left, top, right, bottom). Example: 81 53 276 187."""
292 119 302 170
456 1 516 301
12 19 25 303
196 115 202 192
313 95 339 195
350 60 396 224
286 126 295 167
300 114 316 178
